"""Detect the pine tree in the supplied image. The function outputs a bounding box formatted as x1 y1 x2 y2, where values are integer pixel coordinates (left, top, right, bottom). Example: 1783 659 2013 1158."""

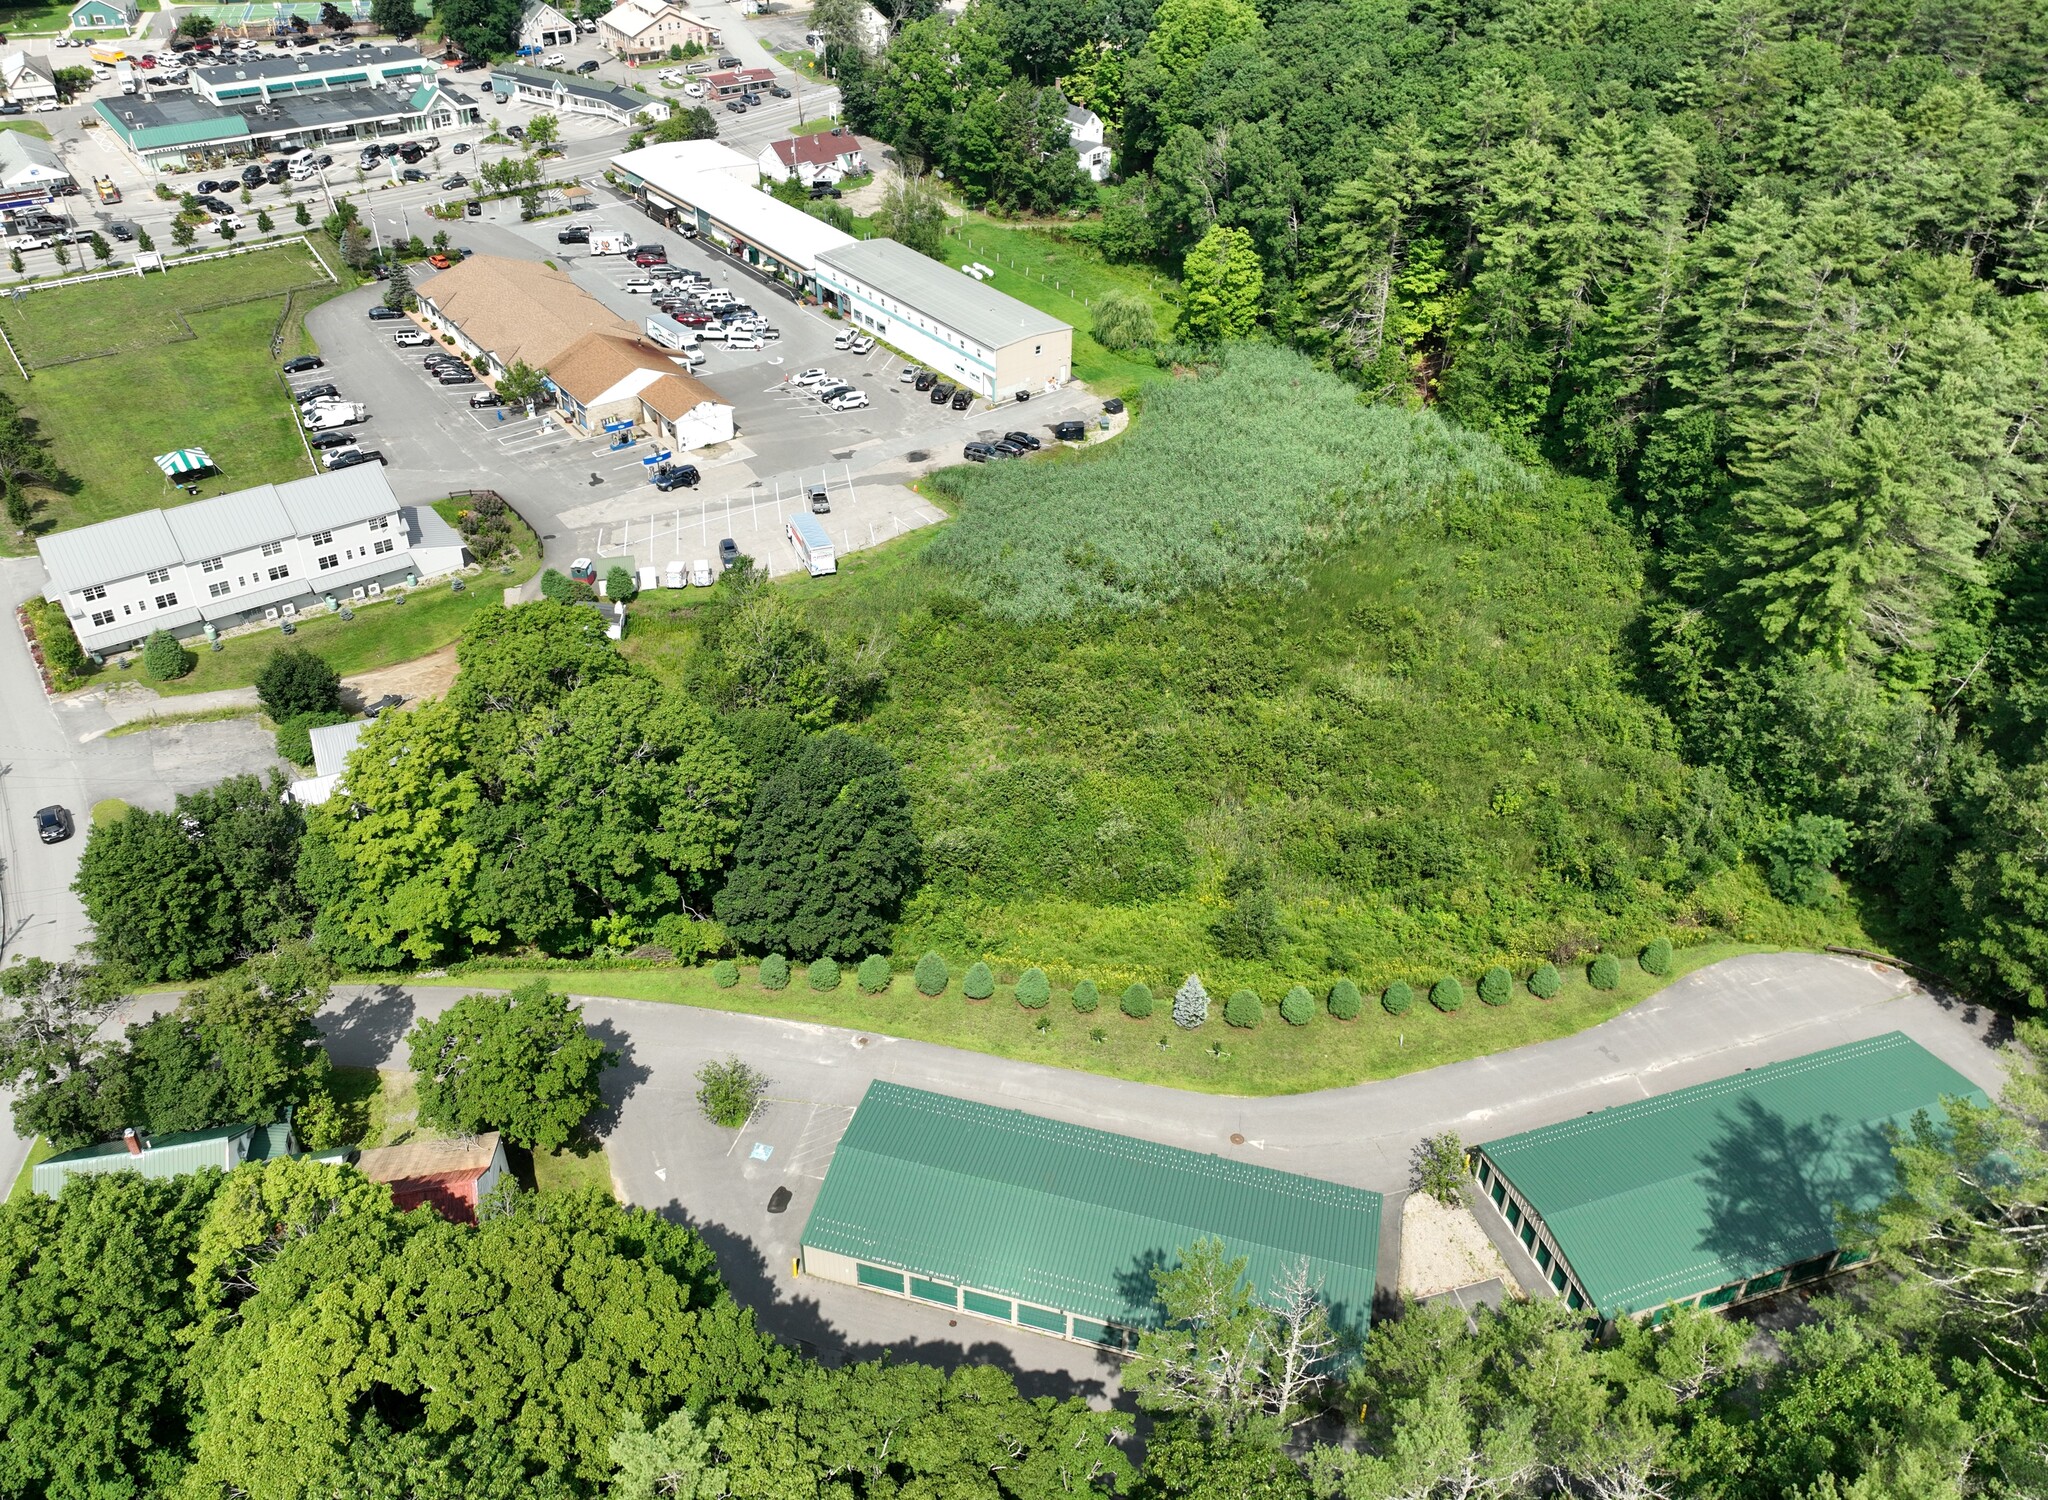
1172 973 1209 1028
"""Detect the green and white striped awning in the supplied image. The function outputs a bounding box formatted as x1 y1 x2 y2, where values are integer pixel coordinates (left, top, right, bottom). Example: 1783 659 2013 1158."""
155 448 214 477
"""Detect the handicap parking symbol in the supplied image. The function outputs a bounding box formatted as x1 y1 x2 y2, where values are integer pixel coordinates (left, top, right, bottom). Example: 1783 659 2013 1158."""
749 1142 774 1161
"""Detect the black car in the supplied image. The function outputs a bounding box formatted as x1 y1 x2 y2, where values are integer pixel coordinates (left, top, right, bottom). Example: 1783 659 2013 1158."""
265 160 289 184
282 354 323 374
950 387 972 410
197 178 219 192
441 174 466 189
913 371 938 391
719 537 740 567
453 141 471 153
575 58 600 72
307 429 356 449
1052 419 1087 441
400 168 427 183
240 164 265 187
768 84 790 97
963 442 996 463
1003 430 1041 450
363 693 405 717
35 805 72 844
436 370 477 385
329 449 386 468
110 223 134 241
466 200 482 216
557 225 588 243
397 143 424 163
651 462 700 491
1103 396 1125 414
507 124 525 140
294 382 339 404
368 306 404 320
992 439 1026 457
717 53 740 66
724 101 745 113
930 382 955 403
468 390 502 408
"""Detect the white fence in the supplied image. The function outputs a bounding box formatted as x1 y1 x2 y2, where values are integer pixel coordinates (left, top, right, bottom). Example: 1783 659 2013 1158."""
8 233 339 298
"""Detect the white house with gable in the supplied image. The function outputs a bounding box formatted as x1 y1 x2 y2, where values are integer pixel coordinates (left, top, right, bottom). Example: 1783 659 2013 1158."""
1065 104 1111 181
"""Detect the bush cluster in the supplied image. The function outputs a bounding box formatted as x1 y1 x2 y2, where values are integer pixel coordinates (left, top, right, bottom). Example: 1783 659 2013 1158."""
857 954 892 993
962 961 995 1001
759 954 790 991
142 630 190 681
451 491 516 564
1279 985 1313 1025
1383 980 1414 1015
807 957 840 992
1429 976 1464 1012
711 959 739 988
1224 988 1261 1028
1640 937 1673 975
1528 962 1562 999
1072 979 1100 1013
1589 954 1622 990
1478 965 1512 1006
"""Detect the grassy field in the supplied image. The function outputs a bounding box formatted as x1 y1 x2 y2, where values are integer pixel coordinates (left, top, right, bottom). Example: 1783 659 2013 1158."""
0 120 52 139
0 241 348 553
89 797 130 825
457 940 1773 1096
151 502 539 696
939 213 1172 391
5 1136 53 1203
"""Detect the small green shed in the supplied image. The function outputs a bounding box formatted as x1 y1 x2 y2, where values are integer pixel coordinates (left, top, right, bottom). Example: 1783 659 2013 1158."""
68 0 138 30
1472 1031 1986 1319
800 1081 1384 1350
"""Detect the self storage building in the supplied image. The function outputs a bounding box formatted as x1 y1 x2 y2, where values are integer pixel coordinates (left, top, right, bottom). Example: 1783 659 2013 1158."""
1471 1031 1985 1320
799 1081 1383 1350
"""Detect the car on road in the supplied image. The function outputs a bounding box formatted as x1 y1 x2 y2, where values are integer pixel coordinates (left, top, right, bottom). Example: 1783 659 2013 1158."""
951 387 973 410
452 141 471 153
282 354 323 373
1052 419 1087 441
827 390 869 411
363 693 405 717
328 449 386 469
651 462 700 490
769 83 791 97
368 305 404 320
719 537 740 567
35 805 73 844
507 124 525 139
569 556 595 582
718 53 741 65
575 58 600 72
110 223 135 241
1003 429 1041 450
307 429 356 450
441 174 466 189
682 81 705 96
400 168 427 182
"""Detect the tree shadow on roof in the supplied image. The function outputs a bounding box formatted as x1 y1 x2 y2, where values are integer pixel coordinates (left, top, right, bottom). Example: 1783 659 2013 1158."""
1693 1099 1901 1276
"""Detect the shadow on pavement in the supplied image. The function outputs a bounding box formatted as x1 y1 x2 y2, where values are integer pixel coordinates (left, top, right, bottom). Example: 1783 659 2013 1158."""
320 984 417 1068
674 1206 1112 1404
587 1015 650 1135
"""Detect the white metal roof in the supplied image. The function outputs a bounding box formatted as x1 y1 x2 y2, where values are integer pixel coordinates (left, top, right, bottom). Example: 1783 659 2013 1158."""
817 238 1070 351
307 717 368 778
611 139 756 191
612 143 855 271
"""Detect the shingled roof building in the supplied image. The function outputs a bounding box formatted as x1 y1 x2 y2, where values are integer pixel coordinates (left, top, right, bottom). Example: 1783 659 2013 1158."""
544 329 733 447
415 254 636 376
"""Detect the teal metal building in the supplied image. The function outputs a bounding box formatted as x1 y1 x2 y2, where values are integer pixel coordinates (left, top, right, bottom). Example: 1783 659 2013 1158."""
800 1081 1383 1350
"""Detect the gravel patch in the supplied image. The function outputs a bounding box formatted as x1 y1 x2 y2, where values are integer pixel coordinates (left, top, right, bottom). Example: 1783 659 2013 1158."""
1399 1189 1514 1299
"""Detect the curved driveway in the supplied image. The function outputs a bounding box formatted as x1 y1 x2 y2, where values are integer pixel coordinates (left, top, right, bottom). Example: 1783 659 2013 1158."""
292 950 2007 1397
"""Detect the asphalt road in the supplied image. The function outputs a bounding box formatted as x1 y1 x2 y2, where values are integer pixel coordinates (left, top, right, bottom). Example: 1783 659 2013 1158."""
32 948 1989 1400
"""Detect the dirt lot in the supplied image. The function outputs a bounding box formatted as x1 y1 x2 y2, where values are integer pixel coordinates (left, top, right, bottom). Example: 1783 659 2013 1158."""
1399 1189 1514 1298
343 642 458 708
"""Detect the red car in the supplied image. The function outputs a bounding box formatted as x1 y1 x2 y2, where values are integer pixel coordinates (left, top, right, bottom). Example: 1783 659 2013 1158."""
672 312 710 326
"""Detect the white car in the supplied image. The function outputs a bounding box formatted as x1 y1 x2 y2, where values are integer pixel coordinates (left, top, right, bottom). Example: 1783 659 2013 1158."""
214 214 246 232
828 390 869 411
695 323 727 340
2 234 39 252
725 333 763 350
899 367 918 382
832 329 854 349
682 82 705 97
792 367 829 385
31 100 59 113
849 335 875 354
393 328 430 347
319 445 362 469
622 277 654 293
541 51 568 67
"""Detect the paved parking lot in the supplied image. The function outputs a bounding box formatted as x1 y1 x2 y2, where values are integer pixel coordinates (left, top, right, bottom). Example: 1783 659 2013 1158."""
302 194 1105 579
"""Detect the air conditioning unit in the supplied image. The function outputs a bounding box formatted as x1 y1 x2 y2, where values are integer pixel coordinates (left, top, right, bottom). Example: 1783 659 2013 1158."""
264 607 280 621
365 582 381 597
351 586 367 601
279 602 297 618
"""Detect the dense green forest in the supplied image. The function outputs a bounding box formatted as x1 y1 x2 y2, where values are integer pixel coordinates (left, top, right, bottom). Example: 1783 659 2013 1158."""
833 0 2048 1003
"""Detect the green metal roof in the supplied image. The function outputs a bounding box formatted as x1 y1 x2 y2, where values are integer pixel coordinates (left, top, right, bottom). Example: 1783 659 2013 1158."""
33 1124 252 1196
803 1082 1383 1334
1477 1032 1986 1314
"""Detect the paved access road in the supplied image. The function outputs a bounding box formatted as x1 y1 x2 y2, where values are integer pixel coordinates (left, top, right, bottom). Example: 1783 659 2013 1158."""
43 949 1989 1400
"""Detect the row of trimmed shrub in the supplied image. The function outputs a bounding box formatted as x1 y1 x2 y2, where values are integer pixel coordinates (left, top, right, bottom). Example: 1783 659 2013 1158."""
702 937 1679 1022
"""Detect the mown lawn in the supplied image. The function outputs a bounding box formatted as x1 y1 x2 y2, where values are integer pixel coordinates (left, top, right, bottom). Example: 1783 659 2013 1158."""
0 241 348 554
455 940 1778 1097
5 1136 53 1203
938 213 1171 392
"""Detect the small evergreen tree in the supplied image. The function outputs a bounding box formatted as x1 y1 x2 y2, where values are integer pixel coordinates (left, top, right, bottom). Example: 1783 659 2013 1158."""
758 954 790 990
1171 973 1209 1028
1280 985 1313 1025
606 564 638 603
914 951 948 995
1590 954 1622 990
1429 976 1463 1011
1382 980 1414 1015
1223 989 1261 1027
856 954 892 993
711 959 739 988
962 961 994 1000
1072 979 1099 1013
1478 965 1512 1005
1327 979 1361 1020
1015 967 1050 1009
1120 982 1153 1018
1529 962 1562 999
1640 937 1673 975
141 630 188 680
807 957 840 992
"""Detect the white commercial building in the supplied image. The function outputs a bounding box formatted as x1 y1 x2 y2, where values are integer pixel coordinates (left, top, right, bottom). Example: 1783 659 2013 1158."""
611 139 854 295
815 239 1072 398
37 470 467 657
490 61 669 125
0 132 71 203
1 51 58 105
599 0 720 62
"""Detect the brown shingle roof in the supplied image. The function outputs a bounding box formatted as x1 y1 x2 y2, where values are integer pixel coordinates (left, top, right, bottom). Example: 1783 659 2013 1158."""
355 1131 500 1224
770 134 859 169
546 329 696 404
418 255 633 370
641 370 727 420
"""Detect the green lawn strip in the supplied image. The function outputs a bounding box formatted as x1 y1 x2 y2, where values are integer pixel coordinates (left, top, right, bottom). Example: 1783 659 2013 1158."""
444 940 1772 1097
532 1139 614 1197
89 797 130 825
939 214 1169 391
104 705 264 737
6 1136 53 1203
0 241 351 553
0 120 52 139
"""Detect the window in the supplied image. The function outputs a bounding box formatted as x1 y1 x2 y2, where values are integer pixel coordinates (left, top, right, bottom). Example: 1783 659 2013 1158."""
201 557 224 574
311 530 333 546
267 564 290 582
154 592 177 610
90 609 114 628
374 538 395 556
145 567 170 585
81 584 106 602
261 540 285 558
208 581 231 599
370 515 392 532
318 553 339 571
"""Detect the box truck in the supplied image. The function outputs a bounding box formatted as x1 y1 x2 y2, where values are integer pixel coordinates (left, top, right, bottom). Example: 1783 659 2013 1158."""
786 511 835 576
588 225 635 255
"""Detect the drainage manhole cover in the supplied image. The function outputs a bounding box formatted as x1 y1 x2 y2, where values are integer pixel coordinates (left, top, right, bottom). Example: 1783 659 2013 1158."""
1230 1133 1245 1145
906 449 928 462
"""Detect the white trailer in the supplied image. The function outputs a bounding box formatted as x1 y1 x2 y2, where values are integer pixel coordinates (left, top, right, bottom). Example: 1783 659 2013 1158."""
786 511 835 576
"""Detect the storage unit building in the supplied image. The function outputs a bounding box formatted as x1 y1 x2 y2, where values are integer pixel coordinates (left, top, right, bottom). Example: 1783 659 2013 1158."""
814 238 1072 398
612 140 853 295
800 1082 1383 1349
1472 1031 1985 1320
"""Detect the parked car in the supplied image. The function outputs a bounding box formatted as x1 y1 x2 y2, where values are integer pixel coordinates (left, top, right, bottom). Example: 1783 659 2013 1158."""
992 439 1026 457
294 382 340 405
828 390 869 411
453 141 471 153
363 693 405 717
849 334 875 354
507 124 525 139
717 53 740 66
951 387 972 410
807 482 830 514
963 442 996 463
393 328 430 346
792 367 829 385
622 276 654 293
913 370 938 391
368 305 404 319
557 224 588 243
540 50 567 66
632 244 666 265
575 58 600 73
1052 419 1087 441
898 367 918 383
469 390 502 408
0 102 22 116
930 382 954 403
319 444 363 468
307 429 356 450
651 462 700 490
436 369 477 385
719 537 741 567
725 333 762 350
466 200 482 216
1003 430 1042 450
239 164 264 187
36 805 73 843
282 354 323 373
328 449 386 468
